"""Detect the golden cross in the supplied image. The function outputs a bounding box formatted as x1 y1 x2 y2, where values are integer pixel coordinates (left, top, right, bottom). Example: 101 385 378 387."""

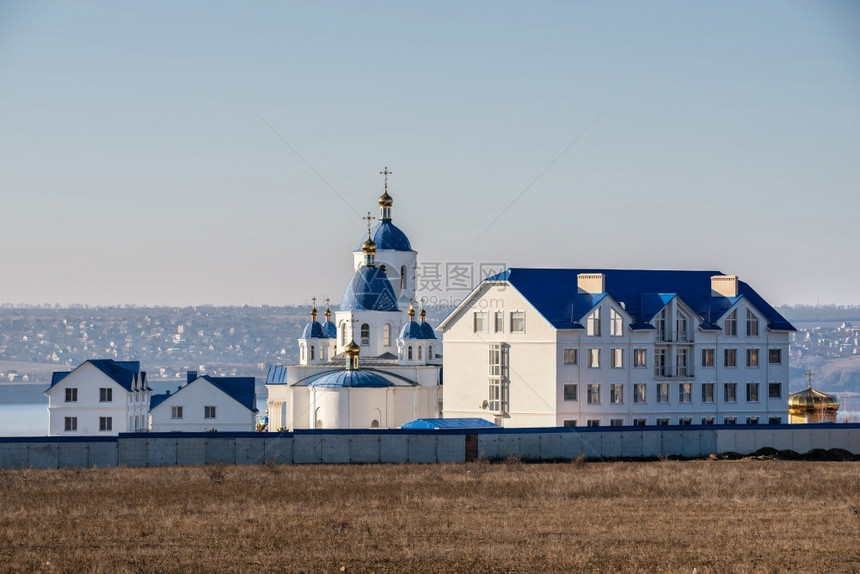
362 211 376 238
380 166 392 192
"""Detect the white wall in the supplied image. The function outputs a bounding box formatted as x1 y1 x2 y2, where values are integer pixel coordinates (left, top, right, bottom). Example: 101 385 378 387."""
149 378 255 432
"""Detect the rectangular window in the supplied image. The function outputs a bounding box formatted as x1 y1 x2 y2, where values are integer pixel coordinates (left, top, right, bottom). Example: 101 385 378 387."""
746 417 759 425
99 387 112 402
64 417 77 431
587 419 600 427
587 308 601 336
768 348 782 364
724 348 737 367
679 383 692 403
204 406 217 419
702 348 715 367
701 417 715 425
676 348 689 377
768 417 782 425
494 311 504 333
610 308 623 336
746 382 759 402
655 348 667 377
563 348 578 365
610 384 623 404
657 383 669 403
724 383 737 403
634 348 646 367
746 348 759 367
633 383 647 404
65 388 78 403
587 383 600 404
679 418 692 426
724 417 737 425
99 417 112 431
563 383 578 401
563 420 578 428
701 383 715 403
633 418 647 427
171 406 183 419
610 419 624 427
587 348 600 368
473 312 488 333
610 348 623 368
488 344 509 413
510 311 525 333
768 382 782 399
746 310 759 337
724 310 737 336
656 418 670 426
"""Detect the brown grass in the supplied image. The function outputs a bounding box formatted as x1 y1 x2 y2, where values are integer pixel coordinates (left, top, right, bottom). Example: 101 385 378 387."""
1 460 858 573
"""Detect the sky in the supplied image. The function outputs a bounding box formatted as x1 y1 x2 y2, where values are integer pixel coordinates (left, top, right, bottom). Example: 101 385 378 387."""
1 1 859 308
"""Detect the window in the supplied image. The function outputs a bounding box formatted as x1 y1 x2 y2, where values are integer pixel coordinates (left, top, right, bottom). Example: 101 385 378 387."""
64 417 77 431
563 348 578 365
746 417 759 425
360 323 370 346
634 348 646 368
587 308 601 336
587 384 600 404
309 345 315 360
408 346 413 360
610 419 624 427
676 315 689 341
340 323 347 346
510 311 525 333
655 348 667 377
494 311 504 333
724 383 737 402
400 265 407 290
768 349 782 364
679 383 692 403
587 348 600 368
633 383 646 404
633 418 647 427
702 383 715 403
724 310 737 336
701 417 715 425
383 324 391 347
679 418 692 426
610 348 623 368
488 344 509 413
746 383 759 402
171 406 183 419
587 419 601 427
99 388 112 402
371 419 380 429
204 406 216 419
610 384 623 404
99 417 112 432
746 348 759 367
474 312 488 333
610 308 623 336
746 310 759 337
563 384 578 401
676 348 689 376
65 388 78 403
418 346 423 360
563 420 578 428
428 345 433 360
657 383 669 403
724 348 737 367
768 416 782 425
723 417 737 425
768 382 782 399
656 418 670 426
702 348 714 367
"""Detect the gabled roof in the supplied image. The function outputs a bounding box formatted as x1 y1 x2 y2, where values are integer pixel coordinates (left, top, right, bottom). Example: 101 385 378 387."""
149 375 257 413
49 359 149 392
453 268 794 331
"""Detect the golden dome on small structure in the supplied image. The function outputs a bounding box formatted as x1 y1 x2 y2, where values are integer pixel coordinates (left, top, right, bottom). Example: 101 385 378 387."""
408 301 415 320
789 370 840 423
362 236 377 254
378 190 393 208
344 340 360 357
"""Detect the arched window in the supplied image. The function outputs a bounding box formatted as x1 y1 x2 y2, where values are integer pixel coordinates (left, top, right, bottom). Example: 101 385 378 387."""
300 345 305 362
383 323 391 347
408 346 413 360
418 346 423 360
361 323 370 345
309 346 315 360
400 265 407 290
428 345 433 359
340 322 347 346
371 419 380 429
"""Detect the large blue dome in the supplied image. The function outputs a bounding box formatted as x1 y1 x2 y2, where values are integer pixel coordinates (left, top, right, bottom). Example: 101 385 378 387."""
301 321 327 339
305 370 394 389
341 265 399 311
358 221 412 252
399 321 424 340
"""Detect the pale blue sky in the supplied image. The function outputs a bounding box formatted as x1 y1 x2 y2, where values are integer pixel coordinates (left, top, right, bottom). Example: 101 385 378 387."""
1 1 858 307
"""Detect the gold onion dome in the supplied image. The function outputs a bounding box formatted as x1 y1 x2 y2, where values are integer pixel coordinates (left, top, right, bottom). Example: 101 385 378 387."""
378 190 393 208
362 236 377 254
344 340 361 357
788 387 840 414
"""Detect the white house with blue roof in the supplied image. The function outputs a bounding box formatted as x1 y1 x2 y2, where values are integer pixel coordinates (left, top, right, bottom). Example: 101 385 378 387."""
266 172 442 430
439 269 794 428
148 371 257 432
46 359 151 435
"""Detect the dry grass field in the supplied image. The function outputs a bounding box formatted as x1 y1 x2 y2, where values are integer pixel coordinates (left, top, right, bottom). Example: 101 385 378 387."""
1 460 858 573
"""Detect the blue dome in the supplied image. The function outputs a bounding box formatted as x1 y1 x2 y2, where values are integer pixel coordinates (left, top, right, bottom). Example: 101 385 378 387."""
322 320 337 339
306 370 394 389
301 321 327 339
358 221 412 252
341 265 399 311
420 322 436 339
399 321 424 339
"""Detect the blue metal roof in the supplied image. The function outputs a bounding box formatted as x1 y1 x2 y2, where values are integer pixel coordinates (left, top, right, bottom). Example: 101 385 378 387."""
359 221 412 251
50 359 149 392
399 321 424 339
301 320 327 339
150 375 257 412
341 265 399 312
322 320 338 338
420 321 437 340
266 365 287 384
482 268 795 331
302 369 394 389
401 418 499 430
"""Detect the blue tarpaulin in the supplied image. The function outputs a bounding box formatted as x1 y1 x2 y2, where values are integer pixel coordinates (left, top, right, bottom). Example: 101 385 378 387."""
400 418 499 430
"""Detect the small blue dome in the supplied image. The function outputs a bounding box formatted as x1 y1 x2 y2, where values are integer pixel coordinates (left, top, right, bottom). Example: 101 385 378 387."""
420 322 436 339
322 320 337 339
301 321 327 339
341 266 399 312
358 221 412 252
399 321 424 339
307 370 393 389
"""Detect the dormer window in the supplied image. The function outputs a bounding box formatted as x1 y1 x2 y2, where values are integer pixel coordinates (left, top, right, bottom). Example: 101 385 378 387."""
587 308 601 336
746 310 759 337
724 310 737 336
609 308 623 336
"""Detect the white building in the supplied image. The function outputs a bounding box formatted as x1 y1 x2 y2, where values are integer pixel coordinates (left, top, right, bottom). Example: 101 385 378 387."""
149 371 257 432
266 170 442 430
46 360 151 435
439 269 794 428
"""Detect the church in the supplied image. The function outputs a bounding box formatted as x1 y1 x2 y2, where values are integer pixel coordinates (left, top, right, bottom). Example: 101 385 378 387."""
265 170 442 430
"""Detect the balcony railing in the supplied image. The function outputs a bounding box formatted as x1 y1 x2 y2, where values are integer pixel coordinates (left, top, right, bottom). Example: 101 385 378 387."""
655 330 693 343
654 366 695 378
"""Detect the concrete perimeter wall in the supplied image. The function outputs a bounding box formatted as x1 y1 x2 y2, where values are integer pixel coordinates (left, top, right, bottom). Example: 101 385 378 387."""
1 424 857 469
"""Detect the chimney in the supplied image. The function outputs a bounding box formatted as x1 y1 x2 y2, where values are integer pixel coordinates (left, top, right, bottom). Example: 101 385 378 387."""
577 273 605 294
711 275 738 298
187 370 197 384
